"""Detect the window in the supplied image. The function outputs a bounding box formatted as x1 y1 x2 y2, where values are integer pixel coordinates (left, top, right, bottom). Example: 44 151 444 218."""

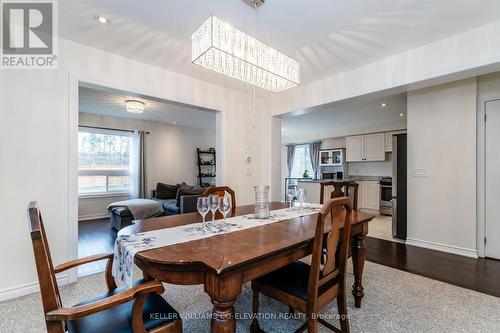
78 128 132 196
291 145 313 178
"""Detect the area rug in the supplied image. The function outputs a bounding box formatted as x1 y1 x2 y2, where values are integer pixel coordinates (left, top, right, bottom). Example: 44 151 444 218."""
1 260 499 332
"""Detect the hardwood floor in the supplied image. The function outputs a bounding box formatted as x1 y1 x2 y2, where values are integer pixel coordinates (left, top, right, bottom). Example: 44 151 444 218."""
77 218 500 299
366 236 500 298
78 218 117 276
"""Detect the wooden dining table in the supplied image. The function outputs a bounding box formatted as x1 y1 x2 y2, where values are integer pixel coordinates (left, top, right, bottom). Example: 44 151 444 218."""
119 202 375 333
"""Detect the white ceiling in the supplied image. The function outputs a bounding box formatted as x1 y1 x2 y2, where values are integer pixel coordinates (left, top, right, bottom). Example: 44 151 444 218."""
60 0 500 96
78 84 216 129
282 93 407 142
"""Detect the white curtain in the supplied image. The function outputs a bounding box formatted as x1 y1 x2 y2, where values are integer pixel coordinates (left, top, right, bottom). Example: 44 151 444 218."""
130 131 147 199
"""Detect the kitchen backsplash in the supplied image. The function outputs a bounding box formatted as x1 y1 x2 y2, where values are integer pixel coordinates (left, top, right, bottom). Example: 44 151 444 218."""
348 154 393 177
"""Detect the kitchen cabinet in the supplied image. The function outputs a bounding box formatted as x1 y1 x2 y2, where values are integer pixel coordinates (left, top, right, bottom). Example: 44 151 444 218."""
319 149 343 166
345 135 364 162
358 180 380 211
346 133 385 162
385 130 407 152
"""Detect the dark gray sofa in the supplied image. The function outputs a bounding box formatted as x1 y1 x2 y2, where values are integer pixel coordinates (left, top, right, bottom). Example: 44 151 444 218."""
152 182 205 216
109 183 205 230
110 207 134 230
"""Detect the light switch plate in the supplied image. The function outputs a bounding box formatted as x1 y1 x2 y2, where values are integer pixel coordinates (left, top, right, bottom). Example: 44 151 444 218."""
413 169 427 178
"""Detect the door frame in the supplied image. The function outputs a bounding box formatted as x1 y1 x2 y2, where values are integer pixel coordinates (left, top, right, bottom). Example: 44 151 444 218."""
477 95 500 258
68 74 223 283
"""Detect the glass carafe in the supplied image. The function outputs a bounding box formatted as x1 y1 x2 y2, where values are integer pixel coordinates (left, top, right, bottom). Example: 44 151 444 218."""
254 185 270 219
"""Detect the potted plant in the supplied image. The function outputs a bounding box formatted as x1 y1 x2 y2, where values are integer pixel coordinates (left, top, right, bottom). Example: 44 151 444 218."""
303 169 309 178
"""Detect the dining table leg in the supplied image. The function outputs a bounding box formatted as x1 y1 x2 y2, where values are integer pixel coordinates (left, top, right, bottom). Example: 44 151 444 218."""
205 272 242 333
351 224 368 308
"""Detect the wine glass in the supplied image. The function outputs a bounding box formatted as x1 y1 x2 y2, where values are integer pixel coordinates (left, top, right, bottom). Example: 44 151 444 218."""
196 197 209 233
297 188 305 212
208 194 219 226
218 196 232 231
286 188 296 210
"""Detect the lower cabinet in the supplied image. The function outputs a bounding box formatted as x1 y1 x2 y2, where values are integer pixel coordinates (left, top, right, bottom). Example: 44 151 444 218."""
357 180 380 212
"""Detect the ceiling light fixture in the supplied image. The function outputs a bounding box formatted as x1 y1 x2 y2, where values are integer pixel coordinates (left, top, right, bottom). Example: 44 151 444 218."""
191 15 300 92
381 103 387 107
94 15 111 24
400 113 405 117
125 100 145 114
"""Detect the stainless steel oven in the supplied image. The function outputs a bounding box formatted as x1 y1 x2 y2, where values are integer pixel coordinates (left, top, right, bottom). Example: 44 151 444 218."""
380 177 392 215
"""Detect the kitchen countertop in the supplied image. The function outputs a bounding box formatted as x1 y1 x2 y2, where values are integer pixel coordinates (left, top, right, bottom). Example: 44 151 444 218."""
348 175 388 181
297 179 353 183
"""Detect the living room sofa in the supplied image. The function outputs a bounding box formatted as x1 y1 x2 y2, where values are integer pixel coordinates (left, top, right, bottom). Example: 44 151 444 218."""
109 182 206 230
152 182 205 216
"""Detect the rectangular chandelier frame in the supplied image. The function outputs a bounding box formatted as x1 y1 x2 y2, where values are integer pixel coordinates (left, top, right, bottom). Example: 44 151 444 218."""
192 15 300 92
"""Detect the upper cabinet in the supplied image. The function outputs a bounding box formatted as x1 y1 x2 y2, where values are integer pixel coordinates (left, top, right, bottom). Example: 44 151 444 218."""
346 133 385 162
319 149 343 166
345 136 364 162
385 130 407 152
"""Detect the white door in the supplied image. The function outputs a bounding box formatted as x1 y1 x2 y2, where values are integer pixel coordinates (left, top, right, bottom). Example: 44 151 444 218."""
364 133 386 161
346 135 364 162
486 100 500 259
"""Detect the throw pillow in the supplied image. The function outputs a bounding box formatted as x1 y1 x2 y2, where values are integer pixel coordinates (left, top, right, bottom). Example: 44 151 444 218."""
156 183 180 199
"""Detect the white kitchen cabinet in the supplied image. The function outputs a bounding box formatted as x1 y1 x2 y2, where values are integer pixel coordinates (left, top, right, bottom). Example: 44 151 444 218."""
385 130 407 152
345 135 364 162
346 133 385 162
364 133 385 161
358 180 380 211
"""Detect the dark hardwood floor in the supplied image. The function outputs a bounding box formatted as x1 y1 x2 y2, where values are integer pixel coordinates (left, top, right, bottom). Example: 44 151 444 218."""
78 218 117 276
366 236 500 298
77 219 500 298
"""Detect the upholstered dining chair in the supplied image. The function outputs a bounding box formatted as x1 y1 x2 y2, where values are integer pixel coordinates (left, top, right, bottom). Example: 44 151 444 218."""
251 197 353 333
202 186 236 218
27 201 183 333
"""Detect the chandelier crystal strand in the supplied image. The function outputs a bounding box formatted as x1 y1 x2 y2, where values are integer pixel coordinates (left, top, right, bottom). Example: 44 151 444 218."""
192 16 300 92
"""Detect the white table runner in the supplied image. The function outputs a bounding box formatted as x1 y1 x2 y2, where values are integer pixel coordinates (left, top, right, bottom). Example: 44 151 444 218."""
112 204 322 287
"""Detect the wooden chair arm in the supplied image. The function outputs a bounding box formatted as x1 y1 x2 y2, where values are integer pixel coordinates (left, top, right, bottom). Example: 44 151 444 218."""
45 280 165 321
54 253 114 273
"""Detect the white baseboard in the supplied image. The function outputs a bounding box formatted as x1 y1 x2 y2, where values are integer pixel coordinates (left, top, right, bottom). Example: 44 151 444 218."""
0 274 69 302
406 238 478 258
78 213 109 221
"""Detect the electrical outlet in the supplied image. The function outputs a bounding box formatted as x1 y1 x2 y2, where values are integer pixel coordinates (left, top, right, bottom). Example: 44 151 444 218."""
413 169 427 178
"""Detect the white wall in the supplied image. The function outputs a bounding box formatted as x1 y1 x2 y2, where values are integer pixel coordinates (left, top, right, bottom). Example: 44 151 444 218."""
0 38 269 300
406 78 477 257
77 113 215 220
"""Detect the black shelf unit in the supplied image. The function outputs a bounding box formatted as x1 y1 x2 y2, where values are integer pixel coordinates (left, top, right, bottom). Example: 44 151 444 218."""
197 148 216 187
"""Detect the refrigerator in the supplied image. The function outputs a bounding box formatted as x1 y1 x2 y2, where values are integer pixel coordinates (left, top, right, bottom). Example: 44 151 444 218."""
392 134 407 239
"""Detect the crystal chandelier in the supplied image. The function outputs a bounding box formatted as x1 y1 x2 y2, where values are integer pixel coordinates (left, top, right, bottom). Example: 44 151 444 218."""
192 16 300 92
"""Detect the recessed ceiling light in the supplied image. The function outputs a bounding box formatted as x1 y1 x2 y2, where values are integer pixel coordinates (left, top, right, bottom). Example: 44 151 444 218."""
381 103 387 107
400 113 405 117
94 15 111 24
125 100 144 113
